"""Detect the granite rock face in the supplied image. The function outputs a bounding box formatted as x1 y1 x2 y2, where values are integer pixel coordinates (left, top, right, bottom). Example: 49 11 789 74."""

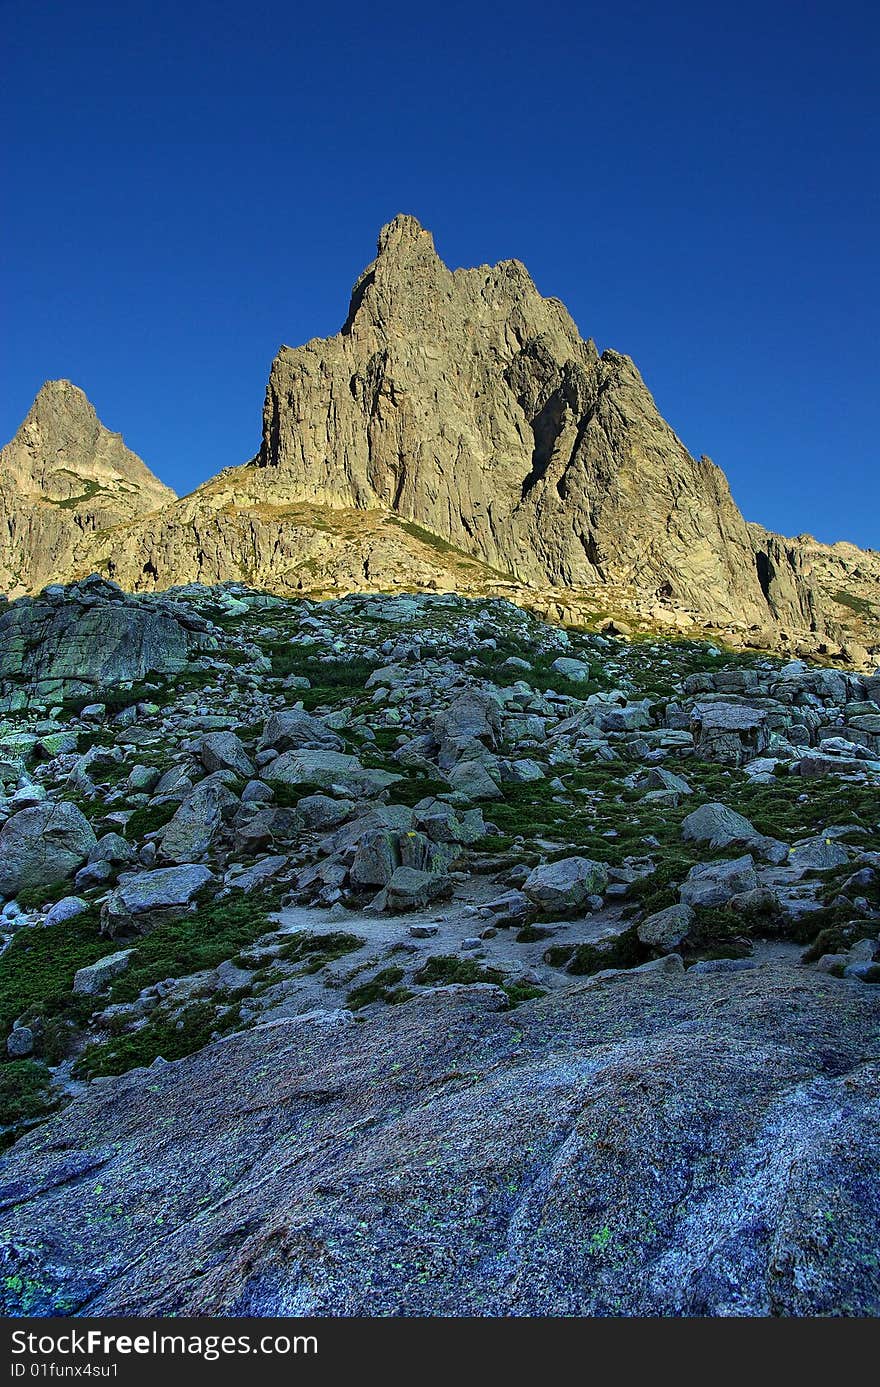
2 971 878 1316
0 381 174 596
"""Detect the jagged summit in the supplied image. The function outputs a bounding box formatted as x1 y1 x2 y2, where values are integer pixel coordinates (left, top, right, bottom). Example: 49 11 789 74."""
259 215 767 625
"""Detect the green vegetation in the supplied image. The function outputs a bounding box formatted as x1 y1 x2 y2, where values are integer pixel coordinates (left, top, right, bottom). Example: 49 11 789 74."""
412 954 544 1005
545 927 648 976
0 906 107 1045
76 1000 236 1079
0 1059 56 1128
261 645 379 708
346 966 410 1009
15 879 72 911
123 800 177 840
276 931 365 973
108 891 283 1004
834 589 875 619
46 478 105 510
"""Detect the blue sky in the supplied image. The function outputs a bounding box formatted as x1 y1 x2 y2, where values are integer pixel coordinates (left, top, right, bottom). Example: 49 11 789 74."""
2 0 877 546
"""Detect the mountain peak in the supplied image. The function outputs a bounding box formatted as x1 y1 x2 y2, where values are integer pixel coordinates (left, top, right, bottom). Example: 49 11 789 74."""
376 213 435 257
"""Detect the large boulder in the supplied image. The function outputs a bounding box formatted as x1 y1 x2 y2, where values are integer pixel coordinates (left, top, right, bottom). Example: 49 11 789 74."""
158 782 232 864
690 703 769 766
73 949 134 995
433 691 501 748
448 759 502 801
258 710 343 753
638 903 695 950
680 856 759 909
101 865 216 936
681 802 787 863
0 801 97 898
265 749 400 796
523 857 609 914
0 579 195 710
371 866 452 912
198 732 254 779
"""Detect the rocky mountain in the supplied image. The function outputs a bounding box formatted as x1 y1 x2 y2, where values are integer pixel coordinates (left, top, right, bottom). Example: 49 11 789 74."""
0 380 175 596
259 215 771 626
0 581 878 1314
2 220 878 666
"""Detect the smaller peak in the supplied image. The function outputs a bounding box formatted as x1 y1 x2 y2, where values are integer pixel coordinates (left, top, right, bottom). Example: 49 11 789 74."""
376 214 436 257
35 378 91 403
31 379 96 418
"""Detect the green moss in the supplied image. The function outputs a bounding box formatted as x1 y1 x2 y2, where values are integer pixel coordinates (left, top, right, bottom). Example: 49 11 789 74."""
346 966 409 1009
277 931 365 973
123 800 177 841
412 953 544 1006
14 880 72 911
263 648 378 707
109 890 283 1004
76 1000 234 1079
515 924 552 942
0 1059 56 1126
560 926 649 976
384 774 450 807
0 907 107 1039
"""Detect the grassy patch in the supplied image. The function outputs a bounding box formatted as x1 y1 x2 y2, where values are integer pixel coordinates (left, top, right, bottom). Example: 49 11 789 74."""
545 926 649 976
412 953 544 1005
123 801 177 841
0 907 107 1042
0 1059 56 1127
108 891 283 1004
276 931 365 973
263 650 379 708
834 590 875 619
76 1000 235 1079
346 966 410 1009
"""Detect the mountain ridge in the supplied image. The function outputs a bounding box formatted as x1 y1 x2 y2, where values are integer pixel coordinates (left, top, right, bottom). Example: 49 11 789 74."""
1 217 878 665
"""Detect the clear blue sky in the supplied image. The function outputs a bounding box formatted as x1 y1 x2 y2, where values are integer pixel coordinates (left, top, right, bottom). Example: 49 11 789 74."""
2 0 877 547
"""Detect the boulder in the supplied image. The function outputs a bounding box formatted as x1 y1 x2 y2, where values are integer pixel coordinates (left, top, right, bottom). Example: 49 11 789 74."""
371 866 452 912
73 950 134 995
680 856 759 909
258 710 343 753
350 830 401 888
0 801 97 898
681 802 786 862
198 732 255 779
158 782 232 864
434 691 501 747
637 903 695 950
6 1027 34 1058
265 749 400 796
44 896 89 928
448 760 502 801
550 657 592 683
101 865 216 936
523 857 609 914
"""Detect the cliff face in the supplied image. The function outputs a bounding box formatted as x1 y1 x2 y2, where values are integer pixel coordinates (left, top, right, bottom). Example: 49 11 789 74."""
258 215 770 624
0 380 175 595
749 524 880 652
